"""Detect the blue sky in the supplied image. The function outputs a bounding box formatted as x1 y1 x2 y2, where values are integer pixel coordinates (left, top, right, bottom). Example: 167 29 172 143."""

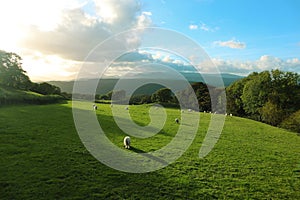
0 0 299 81
142 0 300 60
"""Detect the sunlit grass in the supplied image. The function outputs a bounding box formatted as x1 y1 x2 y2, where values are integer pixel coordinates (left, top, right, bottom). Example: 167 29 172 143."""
1 102 299 199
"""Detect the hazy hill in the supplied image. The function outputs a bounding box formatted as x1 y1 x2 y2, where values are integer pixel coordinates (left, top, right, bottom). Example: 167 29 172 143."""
49 73 243 95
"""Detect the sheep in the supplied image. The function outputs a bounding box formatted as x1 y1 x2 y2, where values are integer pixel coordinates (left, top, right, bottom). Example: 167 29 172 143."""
125 106 129 110
93 104 97 110
230 113 233 117
123 136 131 149
175 118 180 124
188 109 192 112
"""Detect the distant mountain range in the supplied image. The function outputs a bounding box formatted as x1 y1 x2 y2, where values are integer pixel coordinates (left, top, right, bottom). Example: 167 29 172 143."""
48 73 243 95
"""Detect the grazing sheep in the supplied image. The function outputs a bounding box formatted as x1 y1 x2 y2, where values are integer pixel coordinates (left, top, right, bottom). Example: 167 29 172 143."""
175 118 180 124
125 106 129 110
93 104 97 110
188 109 192 112
123 136 131 149
230 113 233 117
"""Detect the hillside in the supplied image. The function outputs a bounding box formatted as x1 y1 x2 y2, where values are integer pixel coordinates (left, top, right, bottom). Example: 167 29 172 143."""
1 102 299 199
49 73 243 94
0 86 64 106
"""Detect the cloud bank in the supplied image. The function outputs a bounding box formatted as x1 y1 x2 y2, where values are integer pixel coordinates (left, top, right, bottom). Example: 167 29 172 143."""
0 0 153 81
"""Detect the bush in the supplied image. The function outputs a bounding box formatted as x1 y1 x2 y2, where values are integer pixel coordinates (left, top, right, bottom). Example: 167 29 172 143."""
0 86 65 106
279 110 300 133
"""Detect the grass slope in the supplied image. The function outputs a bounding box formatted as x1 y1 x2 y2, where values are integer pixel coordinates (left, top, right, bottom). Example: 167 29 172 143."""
1 102 299 199
0 86 64 106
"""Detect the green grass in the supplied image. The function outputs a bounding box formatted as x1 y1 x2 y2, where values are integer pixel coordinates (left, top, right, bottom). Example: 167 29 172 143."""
0 86 64 106
1 102 300 199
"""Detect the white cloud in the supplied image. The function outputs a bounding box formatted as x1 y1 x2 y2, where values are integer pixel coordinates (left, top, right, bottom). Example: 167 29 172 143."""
214 39 246 49
189 24 198 30
0 0 154 81
212 55 300 75
136 12 153 28
200 23 219 32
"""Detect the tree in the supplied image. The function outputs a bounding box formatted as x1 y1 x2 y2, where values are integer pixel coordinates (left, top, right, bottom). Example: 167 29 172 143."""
269 69 300 112
30 82 61 95
0 50 31 89
111 90 126 101
129 94 152 104
261 101 285 126
241 71 271 120
280 110 300 133
226 78 248 116
227 69 300 127
151 88 173 103
176 82 212 111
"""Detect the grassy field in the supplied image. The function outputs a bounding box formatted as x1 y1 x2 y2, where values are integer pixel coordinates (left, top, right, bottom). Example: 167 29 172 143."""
1 102 300 199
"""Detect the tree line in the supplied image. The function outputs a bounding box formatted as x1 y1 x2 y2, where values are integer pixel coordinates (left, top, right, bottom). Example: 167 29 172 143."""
226 70 300 132
100 70 300 133
98 82 215 111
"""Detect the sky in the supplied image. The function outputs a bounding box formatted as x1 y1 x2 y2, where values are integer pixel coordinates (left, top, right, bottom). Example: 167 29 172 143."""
0 0 299 81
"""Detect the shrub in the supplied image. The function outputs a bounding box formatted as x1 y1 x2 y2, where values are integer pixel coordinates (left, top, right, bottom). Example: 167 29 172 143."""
279 110 300 133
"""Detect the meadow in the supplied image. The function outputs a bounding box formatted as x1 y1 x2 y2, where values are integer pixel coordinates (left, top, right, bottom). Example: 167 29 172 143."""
1 102 300 199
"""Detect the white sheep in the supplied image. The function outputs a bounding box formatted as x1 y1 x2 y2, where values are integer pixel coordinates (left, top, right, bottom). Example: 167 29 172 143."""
93 104 97 110
123 136 131 149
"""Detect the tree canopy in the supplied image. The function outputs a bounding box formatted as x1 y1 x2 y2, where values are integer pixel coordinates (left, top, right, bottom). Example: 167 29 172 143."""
226 69 300 126
0 50 31 90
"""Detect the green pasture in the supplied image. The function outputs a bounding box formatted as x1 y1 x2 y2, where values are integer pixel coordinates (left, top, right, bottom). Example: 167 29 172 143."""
1 102 299 199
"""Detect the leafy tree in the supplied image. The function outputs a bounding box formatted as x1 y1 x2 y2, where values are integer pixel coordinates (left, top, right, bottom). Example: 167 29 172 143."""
269 69 300 112
227 69 300 127
111 90 126 101
0 50 31 89
261 101 285 126
151 88 173 103
279 110 300 133
30 82 61 95
176 82 211 111
129 94 152 104
105 90 126 101
226 78 249 116
241 71 271 120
